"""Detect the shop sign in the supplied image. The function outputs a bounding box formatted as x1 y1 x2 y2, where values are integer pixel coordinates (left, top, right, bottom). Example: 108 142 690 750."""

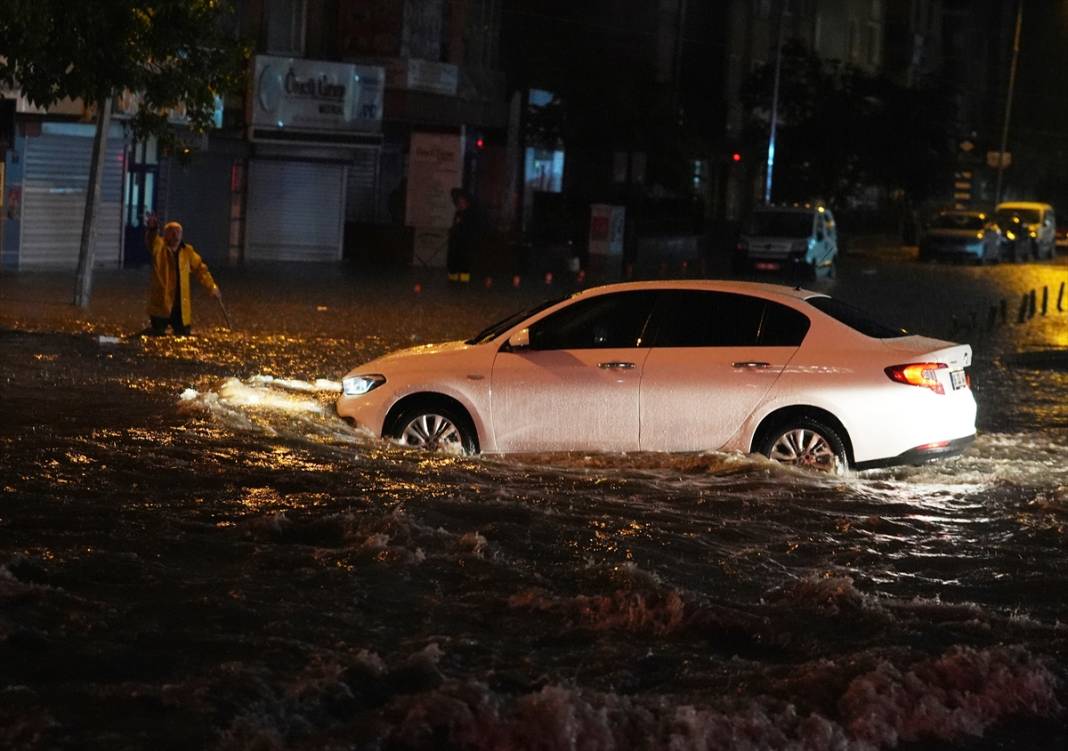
252 55 384 134
406 132 462 229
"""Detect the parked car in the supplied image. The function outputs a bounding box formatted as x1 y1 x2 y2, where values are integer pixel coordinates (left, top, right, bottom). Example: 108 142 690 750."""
919 209 1003 263
337 281 976 474
734 204 838 279
1056 217 1068 252
994 201 1057 261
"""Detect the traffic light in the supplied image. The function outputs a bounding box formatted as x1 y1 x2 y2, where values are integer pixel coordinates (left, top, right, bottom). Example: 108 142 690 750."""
731 152 742 163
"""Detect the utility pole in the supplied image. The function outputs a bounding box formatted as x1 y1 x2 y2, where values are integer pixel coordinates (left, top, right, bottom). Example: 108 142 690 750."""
995 0 1023 205
764 0 787 204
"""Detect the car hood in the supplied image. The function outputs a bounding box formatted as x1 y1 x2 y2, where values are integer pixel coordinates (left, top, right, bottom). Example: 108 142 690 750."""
925 229 983 239
372 339 472 366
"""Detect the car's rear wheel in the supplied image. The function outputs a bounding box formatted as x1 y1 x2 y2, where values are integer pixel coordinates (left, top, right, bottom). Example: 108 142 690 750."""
387 403 478 455
757 417 848 475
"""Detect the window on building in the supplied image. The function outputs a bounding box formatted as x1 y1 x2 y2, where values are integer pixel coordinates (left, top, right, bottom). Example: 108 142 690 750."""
266 0 306 56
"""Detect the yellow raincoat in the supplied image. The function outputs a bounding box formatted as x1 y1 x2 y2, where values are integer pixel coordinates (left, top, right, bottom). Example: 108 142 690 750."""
146 230 218 326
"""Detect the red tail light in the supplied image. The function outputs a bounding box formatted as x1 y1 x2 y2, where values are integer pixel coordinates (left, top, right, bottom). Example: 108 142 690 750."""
885 362 948 394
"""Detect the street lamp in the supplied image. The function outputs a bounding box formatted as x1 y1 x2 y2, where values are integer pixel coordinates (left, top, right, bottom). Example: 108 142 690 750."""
995 0 1023 204
764 0 787 205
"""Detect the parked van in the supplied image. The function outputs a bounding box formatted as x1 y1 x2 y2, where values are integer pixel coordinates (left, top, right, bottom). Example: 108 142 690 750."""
734 203 838 279
994 201 1056 261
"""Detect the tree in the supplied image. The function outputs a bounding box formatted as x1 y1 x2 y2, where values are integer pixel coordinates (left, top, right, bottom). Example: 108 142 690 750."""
0 1 248 307
740 40 957 209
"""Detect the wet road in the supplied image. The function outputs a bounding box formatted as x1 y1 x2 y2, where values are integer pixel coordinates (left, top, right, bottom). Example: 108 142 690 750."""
1 249 1067 749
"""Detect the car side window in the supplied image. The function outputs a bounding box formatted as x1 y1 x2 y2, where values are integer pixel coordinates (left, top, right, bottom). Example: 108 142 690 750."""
528 291 656 350
650 291 807 347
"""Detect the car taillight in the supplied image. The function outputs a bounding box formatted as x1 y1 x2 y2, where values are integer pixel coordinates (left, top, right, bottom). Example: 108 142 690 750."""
884 362 948 395
736 240 748 252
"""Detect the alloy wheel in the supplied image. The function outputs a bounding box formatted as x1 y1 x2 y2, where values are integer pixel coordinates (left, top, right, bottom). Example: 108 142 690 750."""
398 413 466 454
768 428 841 473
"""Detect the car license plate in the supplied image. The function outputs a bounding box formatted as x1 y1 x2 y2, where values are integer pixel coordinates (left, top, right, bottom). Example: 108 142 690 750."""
950 369 966 390
755 261 780 271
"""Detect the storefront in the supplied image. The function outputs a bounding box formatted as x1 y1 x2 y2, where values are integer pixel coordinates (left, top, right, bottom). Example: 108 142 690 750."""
3 116 125 270
245 55 383 262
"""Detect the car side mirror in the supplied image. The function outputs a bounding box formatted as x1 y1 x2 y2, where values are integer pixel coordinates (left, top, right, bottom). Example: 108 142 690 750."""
506 328 530 351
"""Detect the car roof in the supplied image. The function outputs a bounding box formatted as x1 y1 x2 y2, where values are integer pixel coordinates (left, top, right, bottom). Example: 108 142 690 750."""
996 201 1052 211
571 279 821 303
753 204 826 214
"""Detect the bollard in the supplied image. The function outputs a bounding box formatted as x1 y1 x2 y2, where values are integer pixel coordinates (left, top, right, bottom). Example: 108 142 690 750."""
1000 298 1008 324
986 305 998 331
969 310 978 331
512 274 521 288
484 276 493 289
1041 286 1048 315
1017 293 1028 324
544 271 553 285
1059 281 1066 312
1028 289 1037 319
413 283 422 294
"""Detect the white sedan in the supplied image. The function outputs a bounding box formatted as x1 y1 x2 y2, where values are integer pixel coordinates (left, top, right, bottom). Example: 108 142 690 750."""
337 281 976 473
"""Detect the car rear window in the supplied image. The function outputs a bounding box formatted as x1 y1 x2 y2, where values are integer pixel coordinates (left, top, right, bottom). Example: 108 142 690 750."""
747 211 813 237
806 296 908 339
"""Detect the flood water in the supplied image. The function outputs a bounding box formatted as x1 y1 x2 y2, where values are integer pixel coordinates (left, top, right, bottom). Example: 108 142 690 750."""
1 253 1067 749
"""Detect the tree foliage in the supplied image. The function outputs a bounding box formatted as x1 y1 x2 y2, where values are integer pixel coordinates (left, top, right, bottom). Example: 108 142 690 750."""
0 0 249 140
740 40 957 207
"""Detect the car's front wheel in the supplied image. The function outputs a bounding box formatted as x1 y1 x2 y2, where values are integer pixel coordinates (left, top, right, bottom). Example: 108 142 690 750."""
757 417 848 475
387 402 478 455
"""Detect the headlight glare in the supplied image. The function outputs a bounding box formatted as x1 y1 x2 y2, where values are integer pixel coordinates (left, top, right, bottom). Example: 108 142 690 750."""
343 374 385 396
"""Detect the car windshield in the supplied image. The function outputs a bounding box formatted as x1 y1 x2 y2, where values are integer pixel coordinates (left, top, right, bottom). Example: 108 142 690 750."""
996 208 1041 224
747 211 813 237
929 213 985 230
465 295 569 345
806 296 908 339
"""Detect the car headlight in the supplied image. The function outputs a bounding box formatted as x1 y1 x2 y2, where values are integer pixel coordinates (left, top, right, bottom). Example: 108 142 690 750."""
342 374 385 396
1006 230 1016 241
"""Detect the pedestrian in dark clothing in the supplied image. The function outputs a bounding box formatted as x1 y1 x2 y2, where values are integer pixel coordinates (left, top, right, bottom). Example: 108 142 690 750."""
447 188 477 283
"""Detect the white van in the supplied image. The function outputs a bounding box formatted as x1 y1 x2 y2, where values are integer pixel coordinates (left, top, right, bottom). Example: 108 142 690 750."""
735 204 838 279
994 201 1056 261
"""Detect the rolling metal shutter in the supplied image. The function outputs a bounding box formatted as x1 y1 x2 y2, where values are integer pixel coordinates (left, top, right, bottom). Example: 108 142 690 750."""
20 130 125 269
245 159 345 262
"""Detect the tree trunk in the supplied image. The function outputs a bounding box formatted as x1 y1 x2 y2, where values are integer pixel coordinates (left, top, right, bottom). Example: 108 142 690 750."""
73 96 113 309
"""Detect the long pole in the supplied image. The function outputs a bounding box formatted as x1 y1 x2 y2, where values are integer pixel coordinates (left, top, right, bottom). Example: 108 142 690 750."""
764 0 787 204
995 0 1023 205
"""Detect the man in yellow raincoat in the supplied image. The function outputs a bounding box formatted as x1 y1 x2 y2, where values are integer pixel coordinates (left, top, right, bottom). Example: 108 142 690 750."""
145 213 221 335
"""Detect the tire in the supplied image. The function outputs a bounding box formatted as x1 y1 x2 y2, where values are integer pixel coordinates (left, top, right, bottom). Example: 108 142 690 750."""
756 416 848 475
386 401 478 455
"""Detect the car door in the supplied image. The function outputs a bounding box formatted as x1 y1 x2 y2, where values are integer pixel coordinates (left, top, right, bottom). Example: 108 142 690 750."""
639 291 810 452
490 291 657 452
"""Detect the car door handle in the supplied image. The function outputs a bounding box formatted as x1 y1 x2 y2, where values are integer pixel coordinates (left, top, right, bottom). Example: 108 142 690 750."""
732 361 771 369
598 361 635 370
